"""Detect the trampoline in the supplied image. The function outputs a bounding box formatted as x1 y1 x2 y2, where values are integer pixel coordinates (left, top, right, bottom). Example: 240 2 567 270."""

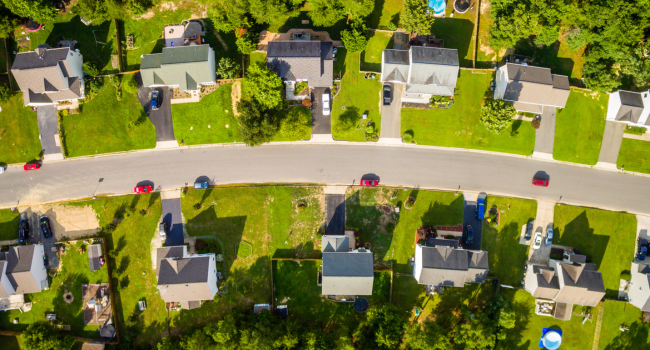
24 19 42 32
428 0 447 15
454 0 471 13
353 298 369 313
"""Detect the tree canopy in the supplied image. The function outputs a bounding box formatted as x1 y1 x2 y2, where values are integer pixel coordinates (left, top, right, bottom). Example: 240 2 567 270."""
341 19 369 53
401 0 435 35
21 322 75 350
479 99 516 134
1 0 57 22
238 100 279 146
242 63 284 110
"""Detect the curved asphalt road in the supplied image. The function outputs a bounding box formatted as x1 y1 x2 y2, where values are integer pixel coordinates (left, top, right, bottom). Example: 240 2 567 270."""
1 144 649 215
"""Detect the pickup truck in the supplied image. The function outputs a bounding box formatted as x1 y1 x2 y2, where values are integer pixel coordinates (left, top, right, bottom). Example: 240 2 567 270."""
476 197 485 220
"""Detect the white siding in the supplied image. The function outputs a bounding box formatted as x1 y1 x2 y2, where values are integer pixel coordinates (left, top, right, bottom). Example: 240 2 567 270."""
629 263 650 311
605 91 622 122
413 245 423 282
639 91 650 126
0 263 15 296
206 47 217 84
493 66 508 100
207 255 219 297
30 245 47 292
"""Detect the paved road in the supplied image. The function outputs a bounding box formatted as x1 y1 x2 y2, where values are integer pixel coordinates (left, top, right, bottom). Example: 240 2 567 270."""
161 198 184 246
380 83 402 139
312 88 331 134
534 106 556 155
137 81 175 141
36 106 62 155
598 121 625 164
1 144 650 215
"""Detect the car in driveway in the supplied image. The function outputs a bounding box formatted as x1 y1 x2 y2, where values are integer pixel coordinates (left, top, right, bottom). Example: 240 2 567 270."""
151 91 160 110
19 219 30 244
532 178 549 187
134 185 153 193
533 230 543 249
524 221 533 240
159 222 168 239
638 238 648 260
383 84 392 105
40 215 53 239
322 93 330 116
545 227 553 245
24 162 40 171
360 179 378 186
464 225 474 245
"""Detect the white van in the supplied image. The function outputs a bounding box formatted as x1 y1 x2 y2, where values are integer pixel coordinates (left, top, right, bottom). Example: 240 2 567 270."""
322 94 330 116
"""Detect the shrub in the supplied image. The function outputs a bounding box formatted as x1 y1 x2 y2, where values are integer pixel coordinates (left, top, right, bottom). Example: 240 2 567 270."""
402 132 413 143
387 22 397 31
531 118 540 129
83 62 99 76
122 74 139 94
480 99 516 134
416 225 436 241
301 99 312 108
0 85 11 103
279 106 311 140
193 203 202 210
620 270 631 281
217 57 240 80
236 31 257 54
341 19 368 53
365 124 375 134
625 125 647 135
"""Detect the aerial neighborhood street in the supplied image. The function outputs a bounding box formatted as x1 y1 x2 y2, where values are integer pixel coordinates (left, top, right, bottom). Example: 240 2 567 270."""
0 0 650 349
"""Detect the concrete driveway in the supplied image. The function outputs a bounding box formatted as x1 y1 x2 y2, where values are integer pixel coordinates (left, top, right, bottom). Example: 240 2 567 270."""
380 83 402 139
528 200 555 264
462 192 483 250
37 105 62 156
533 106 556 158
597 121 625 167
162 197 184 246
137 79 175 141
311 87 331 135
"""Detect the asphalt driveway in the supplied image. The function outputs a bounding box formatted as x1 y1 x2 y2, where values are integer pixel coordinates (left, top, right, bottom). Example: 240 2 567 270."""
162 198 184 246
325 194 345 235
380 83 402 139
462 195 484 251
136 75 175 142
36 105 62 155
312 87 331 135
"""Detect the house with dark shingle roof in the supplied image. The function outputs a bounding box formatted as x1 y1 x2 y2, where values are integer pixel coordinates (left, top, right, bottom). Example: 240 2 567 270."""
494 63 570 113
140 45 216 93
524 253 605 321
413 239 488 288
0 245 48 300
381 46 460 104
605 90 650 127
11 44 84 107
320 235 373 299
155 246 218 310
266 41 333 88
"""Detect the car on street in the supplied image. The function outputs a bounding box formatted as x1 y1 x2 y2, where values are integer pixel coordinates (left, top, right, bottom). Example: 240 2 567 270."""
151 91 159 110
194 181 209 189
40 215 53 239
383 84 392 105
545 227 553 245
533 230 543 249
134 185 153 193
532 178 549 187
24 162 40 171
524 221 533 240
360 179 378 187
464 225 474 245
322 93 330 116
19 219 30 244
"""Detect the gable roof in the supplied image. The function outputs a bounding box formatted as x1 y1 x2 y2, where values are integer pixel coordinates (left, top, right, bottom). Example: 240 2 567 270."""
321 251 374 295
615 91 646 123
4 245 43 294
501 63 570 108
156 246 186 277
381 47 459 95
157 255 215 302
266 41 333 88
415 245 488 286
140 45 215 91
321 236 349 252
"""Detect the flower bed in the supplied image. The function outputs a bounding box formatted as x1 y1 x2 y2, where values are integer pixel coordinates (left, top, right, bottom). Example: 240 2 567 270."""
404 197 416 210
486 206 500 228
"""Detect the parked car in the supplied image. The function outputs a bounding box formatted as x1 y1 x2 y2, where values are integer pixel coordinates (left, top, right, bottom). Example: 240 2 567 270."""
194 182 209 189
39 215 52 239
0 166 5 174
322 93 330 116
24 162 40 171
524 222 533 240
134 185 153 193
18 219 30 244
533 229 543 249
545 227 553 245
476 197 485 220
638 238 648 260
383 84 392 105
360 179 378 187
159 222 168 239
151 91 159 110
43 255 49 268
464 225 474 245
532 178 549 187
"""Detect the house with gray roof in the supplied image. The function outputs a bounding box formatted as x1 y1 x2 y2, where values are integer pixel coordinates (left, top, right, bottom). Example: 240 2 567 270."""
140 45 216 93
605 90 650 127
524 253 605 320
320 235 373 298
266 41 333 88
413 240 488 288
628 262 650 312
156 246 218 310
380 46 460 104
11 44 84 107
494 63 570 113
0 245 48 299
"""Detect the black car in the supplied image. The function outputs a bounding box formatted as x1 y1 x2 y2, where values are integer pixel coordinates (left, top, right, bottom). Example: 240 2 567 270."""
383 84 392 105
40 215 52 239
464 225 474 244
18 219 30 244
43 255 49 268
524 222 533 240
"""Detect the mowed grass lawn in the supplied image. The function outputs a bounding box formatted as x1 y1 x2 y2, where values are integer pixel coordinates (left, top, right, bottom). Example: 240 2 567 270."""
172 84 238 145
554 205 637 297
553 90 608 165
402 71 536 155
481 197 537 286
367 0 403 29
0 93 42 164
332 50 382 141
617 138 650 174
433 2 478 67
345 188 464 272
361 31 393 72
0 241 110 339
597 300 650 349
62 78 156 157
476 0 497 68
0 208 20 241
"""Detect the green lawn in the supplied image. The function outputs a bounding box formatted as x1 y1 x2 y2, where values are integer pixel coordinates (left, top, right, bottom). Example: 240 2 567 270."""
0 208 20 241
598 300 650 350
481 197 537 286
172 84 238 145
617 138 650 174
0 93 42 164
499 289 599 350
554 205 637 298
553 90 608 165
361 31 393 72
345 188 464 272
331 50 382 141
401 70 536 155
476 0 498 68
367 0 403 29
0 241 110 338
432 2 478 68
62 78 156 157
0 336 21 350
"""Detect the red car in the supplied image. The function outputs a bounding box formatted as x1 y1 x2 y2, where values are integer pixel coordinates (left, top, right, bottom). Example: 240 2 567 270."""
532 178 549 187
24 163 40 171
134 185 153 193
360 179 379 187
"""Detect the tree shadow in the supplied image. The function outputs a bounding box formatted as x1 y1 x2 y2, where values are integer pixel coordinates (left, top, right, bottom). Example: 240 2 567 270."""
335 105 361 134
334 47 347 79
367 0 386 29
511 120 523 136
604 320 649 350
431 18 475 67
513 38 576 84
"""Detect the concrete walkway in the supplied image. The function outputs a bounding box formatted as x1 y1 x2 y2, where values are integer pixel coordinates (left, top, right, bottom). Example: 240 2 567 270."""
380 83 402 139
624 132 650 141
596 121 625 169
532 106 556 160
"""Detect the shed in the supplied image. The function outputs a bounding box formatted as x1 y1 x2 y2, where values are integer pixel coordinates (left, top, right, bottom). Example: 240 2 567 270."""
88 244 103 271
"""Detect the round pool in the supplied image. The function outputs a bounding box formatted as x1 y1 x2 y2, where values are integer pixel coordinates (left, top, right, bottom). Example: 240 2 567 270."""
428 0 446 15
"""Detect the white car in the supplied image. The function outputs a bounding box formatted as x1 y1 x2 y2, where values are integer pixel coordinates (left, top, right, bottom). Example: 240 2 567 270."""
0 166 4 174
322 93 330 116
533 231 543 249
545 228 553 245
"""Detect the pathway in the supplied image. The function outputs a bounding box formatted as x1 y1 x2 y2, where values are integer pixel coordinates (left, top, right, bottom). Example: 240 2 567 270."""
596 121 625 170
532 106 556 160
591 301 605 350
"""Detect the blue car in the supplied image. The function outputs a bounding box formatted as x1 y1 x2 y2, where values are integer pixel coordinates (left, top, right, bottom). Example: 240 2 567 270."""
476 197 485 220
150 91 159 110
194 182 209 189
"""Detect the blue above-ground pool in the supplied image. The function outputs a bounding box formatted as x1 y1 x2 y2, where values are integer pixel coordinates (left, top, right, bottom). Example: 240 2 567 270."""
429 0 446 15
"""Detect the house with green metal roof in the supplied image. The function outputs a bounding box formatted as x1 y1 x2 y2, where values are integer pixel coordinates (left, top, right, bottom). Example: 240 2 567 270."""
140 45 216 93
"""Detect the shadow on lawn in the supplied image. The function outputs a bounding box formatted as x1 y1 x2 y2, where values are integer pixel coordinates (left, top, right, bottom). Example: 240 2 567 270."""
604 321 650 350
513 38 577 84
430 18 475 68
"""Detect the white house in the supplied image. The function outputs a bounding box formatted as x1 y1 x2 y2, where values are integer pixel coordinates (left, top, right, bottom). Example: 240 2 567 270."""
494 63 570 113
605 90 650 127
0 245 48 304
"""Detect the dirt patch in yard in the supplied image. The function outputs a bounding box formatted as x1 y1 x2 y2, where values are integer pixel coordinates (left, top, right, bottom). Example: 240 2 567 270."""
231 80 241 116
20 203 99 239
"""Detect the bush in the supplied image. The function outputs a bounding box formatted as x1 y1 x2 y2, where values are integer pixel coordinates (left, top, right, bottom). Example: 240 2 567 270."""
193 203 202 210
402 132 413 143
279 106 311 140
480 99 516 134
301 99 312 108
387 22 397 31
122 74 139 94
341 19 368 53
217 57 240 80
83 62 99 76
531 118 540 129
0 85 12 103
620 270 631 281
625 125 647 135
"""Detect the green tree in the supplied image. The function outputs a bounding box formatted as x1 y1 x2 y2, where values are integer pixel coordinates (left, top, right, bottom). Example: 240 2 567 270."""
479 99 516 134
180 328 215 350
404 321 452 350
488 3 537 49
217 57 241 80
344 0 375 19
22 322 75 350
1 0 56 22
279 106 311 140
621 42 650 88
243 63 284 109
401 0 435 34
533 25 559 46
237 100 279 146
83 62 100 76
249 0 297 25
236 31 258 54
454 317 496 350
341 19 368 53
157 336 181 350
72 0 112 24
308 0 346 27
122 74 139 94
0 4 19 38
354 304 407 349
208 0 251 32
565 26 591 51
0 84 12 103
582 57 621 92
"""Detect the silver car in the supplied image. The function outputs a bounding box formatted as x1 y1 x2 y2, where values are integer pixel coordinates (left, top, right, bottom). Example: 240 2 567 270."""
545 228 553 245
